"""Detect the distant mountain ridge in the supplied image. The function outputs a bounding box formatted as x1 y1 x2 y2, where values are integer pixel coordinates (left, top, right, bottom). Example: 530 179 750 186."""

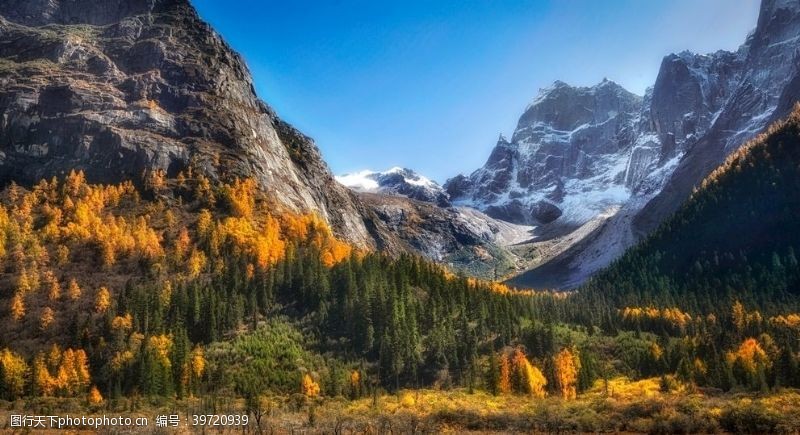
448 0 800 289
336 167 450 207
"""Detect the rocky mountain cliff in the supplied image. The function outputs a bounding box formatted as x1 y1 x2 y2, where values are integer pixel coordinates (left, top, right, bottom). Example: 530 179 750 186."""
333 167 540 278
0 0 539 280
0 0 394 249
446 79 641 225
448 0 800 289
357 192 536 279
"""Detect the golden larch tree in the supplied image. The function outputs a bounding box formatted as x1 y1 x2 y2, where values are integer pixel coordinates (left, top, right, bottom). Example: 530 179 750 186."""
497 353 512 395
191 346 206 379
67 278 82 301
302 373 320 398
95 287 111 313
511 347 546 398
88 385 103 404
0 349 29 398
553 347 581 400
10 293 25 321
40 307 55 330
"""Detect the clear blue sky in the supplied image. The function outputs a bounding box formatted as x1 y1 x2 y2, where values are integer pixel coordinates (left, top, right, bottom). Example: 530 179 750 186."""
191 0 760 183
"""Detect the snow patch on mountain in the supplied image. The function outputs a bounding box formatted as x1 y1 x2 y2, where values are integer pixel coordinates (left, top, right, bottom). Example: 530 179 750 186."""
337 167 450 206
336 170 380 191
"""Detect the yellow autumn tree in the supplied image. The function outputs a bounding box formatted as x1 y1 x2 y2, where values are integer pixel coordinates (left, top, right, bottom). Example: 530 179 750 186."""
145 169 166 192
88 385 103 405
68 278 82 300
10 292 25 321
111 313 133 332
64 169 86 197
196 209 213 240
148 335 173 369
727 337 770 375
191 346 205 380
56 245 69 265
95 287 111 313
15 270 32 294
47 275 61 301
160 280 173 307
732 300 747 333
173 227 191 261
497 353 512 395
224 178 257 218
302 373 320 398
349 370 361 398
40 307 55 330
511 347 546 398
553 348 581 399
187 248 207 278
33 353 56 396
50 348 91 396
0 348 29 399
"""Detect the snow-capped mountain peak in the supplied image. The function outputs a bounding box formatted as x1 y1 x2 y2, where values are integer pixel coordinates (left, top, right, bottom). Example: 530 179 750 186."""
337 168 450 206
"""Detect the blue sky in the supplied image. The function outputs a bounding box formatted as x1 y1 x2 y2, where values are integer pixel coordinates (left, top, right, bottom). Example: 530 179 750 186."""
192 0 760 183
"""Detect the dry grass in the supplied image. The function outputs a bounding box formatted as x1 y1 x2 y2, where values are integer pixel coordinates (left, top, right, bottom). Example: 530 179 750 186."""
1 378 799 433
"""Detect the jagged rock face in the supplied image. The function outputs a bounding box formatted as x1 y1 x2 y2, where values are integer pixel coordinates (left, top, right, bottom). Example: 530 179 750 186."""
634 0 800 235
447 80 642 225
357 192 535 279
453 0 800 288
0 0 384 248
336 167 451 207
648 51 743 149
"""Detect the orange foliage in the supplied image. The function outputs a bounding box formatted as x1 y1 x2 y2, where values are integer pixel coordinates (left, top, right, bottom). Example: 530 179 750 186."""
0 348 28 398
187 248 207 278
45 271 61 301
223 178 257 218
302 373 320 398
553 348 581 400
731 301 763 333
174 227 191 261
10 293 25 321
727 338 770 374
464 277 547 298
621 306 692 330
88 385 103 404
349 370 361 393
191 346 205 379
147 334 173 368
67 278 82 301
111 313 133 332
40 307 55 330
34 346 92 397
510 347 546 398
146 169 166 192
497 353 512 395
95 287 111 313
770 313 800 329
